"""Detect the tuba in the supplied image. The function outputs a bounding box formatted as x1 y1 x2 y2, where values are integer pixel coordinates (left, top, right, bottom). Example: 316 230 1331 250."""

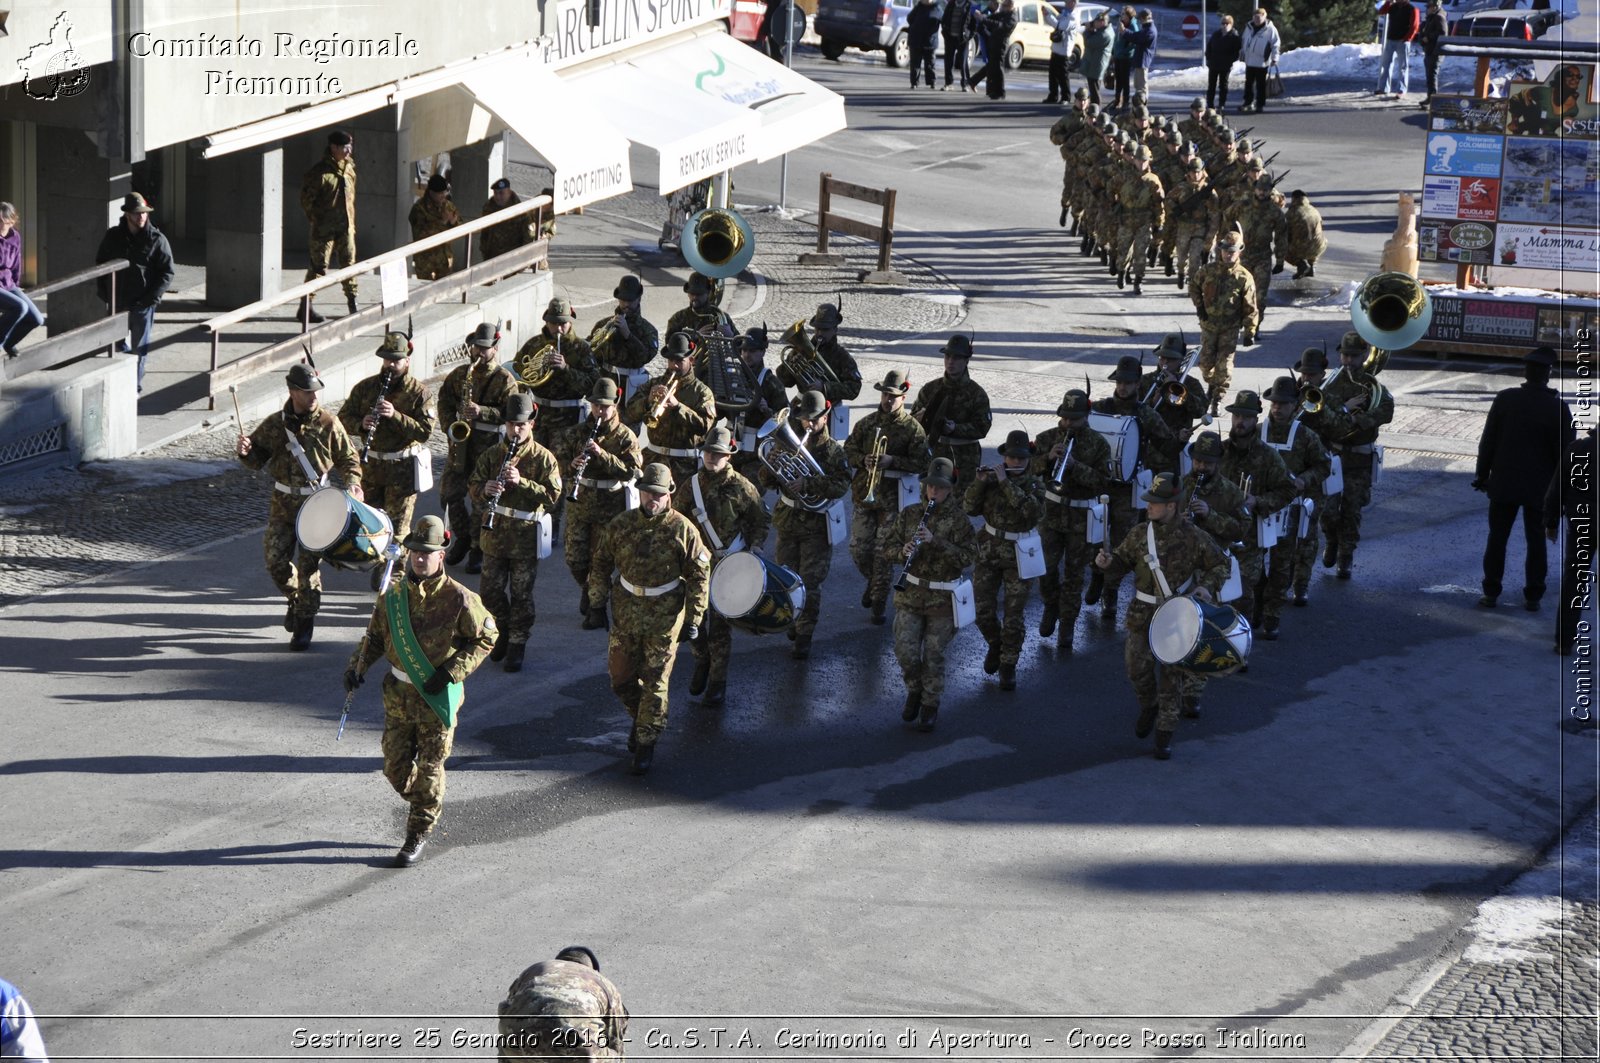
778 321 839 392
757 407 830 511
1346 271 1425 415
682 207 756 279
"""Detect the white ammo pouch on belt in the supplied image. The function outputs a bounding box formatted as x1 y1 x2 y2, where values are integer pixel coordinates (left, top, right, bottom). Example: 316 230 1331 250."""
1131 468 1154 511
412 449 434 494
1256 506 1288 550
1372 444 1385 486
536 512 553 558
1324 453 1345 496
829 403 850 442
1083 497 1107 544
826 498 849 546
1296 496 1315 537
985 522 1045 580
951 577 976 628
883 469 921 511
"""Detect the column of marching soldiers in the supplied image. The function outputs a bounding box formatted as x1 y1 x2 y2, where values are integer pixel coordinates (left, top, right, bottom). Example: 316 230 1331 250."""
236 100 1390 865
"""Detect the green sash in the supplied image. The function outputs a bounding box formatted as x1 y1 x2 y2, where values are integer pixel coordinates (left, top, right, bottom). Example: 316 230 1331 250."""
384 583 463 727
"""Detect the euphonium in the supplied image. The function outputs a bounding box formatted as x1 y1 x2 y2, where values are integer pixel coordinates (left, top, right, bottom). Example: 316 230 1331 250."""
757 407 830 511
778 320 839 391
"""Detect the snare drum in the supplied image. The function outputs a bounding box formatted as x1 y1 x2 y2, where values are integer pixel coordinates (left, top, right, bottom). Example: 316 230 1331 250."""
295 487 394 570
1148 596 1252 675
708 551 807 635
1087 412 1140 482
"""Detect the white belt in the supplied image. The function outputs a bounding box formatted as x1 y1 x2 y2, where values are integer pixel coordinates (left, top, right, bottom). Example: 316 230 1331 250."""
1043 490 1096 507
533 396 585 408
578 477 627 491
274 482 318 496
881 469 911 478
982 521 1028 541
367 444 425 461
902 572 959 592
938 436 981 447
1134 577 1195 604
1331 442 1375 454
390 664 414 685
491 504 541 521
780 494 831 510
619 575 682 597
645 441 701 458
473 421 504 434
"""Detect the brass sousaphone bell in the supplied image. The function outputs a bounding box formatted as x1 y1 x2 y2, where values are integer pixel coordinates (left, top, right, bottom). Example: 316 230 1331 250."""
682 207 756 279
1341 271 1431 414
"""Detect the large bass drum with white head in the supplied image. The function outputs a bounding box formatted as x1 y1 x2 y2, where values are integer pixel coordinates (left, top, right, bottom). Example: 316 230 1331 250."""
709 551 806 635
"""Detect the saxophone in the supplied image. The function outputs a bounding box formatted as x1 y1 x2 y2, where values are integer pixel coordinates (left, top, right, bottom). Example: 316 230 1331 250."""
447 365 475 446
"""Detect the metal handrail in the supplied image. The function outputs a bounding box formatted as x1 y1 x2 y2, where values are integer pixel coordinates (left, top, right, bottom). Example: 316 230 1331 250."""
1 259 132 385
28 259 130 299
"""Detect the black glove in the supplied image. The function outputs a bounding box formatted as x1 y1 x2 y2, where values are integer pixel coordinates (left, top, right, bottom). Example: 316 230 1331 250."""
343 668 364 694
423 667 452 695
1240 331 1256 348
1195 307 1209 323
682 622 701 643
586 608 610 631
1471 478 1487 493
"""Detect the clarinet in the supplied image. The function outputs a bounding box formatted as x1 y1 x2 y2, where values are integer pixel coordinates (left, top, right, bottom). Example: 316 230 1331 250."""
893 497 939 592
358 368 395 463
482 444 518 531
566 416 606 503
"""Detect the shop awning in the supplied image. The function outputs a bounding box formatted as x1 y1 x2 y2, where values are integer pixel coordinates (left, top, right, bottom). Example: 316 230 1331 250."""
462 70 634 213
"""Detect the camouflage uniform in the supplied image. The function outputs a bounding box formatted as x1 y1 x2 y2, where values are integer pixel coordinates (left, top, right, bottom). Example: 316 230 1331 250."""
1303 366 1394 569
1285 194 1327 277
1030 420 1113 637
238 403 362 623
438 357 520 553
673 464 770 685
1114 165 1165 285
497 958 628 1061
727 364 790 485
1049 104 1092 217
1189 257 1257 410
1237 193 1288 328
339 368 434 544
886 491 977 721
1217 428 1297 614
408 194 462 280
588 506 711 747
520 330 601 469
1168 172 1221 287
470 437 563 647
665 303 735 339
1100 512 1231 733
587 310 661 398
624 369 718 486
1091 390 1173 612
1260 416 1331 618
844 407 927 610
769 430 851 643
348 570 496 837
911 374 993 494
965 469 1046 669
1176 468 1250 714
566 418 644 609
480 193 538 260
300 149 358 300
774 336 863 410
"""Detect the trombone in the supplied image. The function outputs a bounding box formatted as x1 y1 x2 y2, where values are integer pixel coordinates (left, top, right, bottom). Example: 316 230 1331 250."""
1141 351 1196 408
863 430 888 505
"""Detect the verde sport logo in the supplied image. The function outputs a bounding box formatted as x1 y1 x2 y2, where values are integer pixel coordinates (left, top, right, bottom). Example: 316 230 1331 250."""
693 50 727 92
694 49 786 105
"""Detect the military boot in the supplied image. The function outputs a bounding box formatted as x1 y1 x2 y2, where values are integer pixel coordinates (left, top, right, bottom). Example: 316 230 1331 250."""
1059 206 1069 227
983 640 1001 675
1259 617 1280 641
465 548 484 574
577 583 590 615
1070 215 1080 236
870 602 886 625
346 294 359 316
1154 730 1174 760
289 615 315 651
902 687 922 722
1163 254 1175 276
861 588 873 608
489 630 509 662
445 535 470 566
1084 571 1104 606
917 701 938 733
689 656 711 697
298 296 325 324
1322 536 1339 569
502 642 526 673
1305 263 1316 277
1039 601 1059 637
1135 703 1158 739
393 831 426 867
630 742 655 776
582 606 609 631
284 603 297 632
1147 246 1159 266
1132 277 1142 295
1116 268 1127 289
998 662 1017 691
1182 696 1201 719
704 681 726 707
792 630 813 660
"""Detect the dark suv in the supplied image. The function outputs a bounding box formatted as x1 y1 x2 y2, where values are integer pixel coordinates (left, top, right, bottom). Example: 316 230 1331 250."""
816 0 943 67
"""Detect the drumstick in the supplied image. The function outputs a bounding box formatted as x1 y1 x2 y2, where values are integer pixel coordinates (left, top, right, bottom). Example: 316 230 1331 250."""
229 384 244 435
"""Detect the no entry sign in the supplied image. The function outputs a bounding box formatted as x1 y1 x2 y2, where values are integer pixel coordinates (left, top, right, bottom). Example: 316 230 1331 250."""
1182 13 1201 38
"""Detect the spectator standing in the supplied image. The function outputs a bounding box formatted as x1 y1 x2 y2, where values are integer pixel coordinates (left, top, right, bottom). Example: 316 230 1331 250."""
1474 346 1574 611
941 0 973 88
758 0 797 60
94 192 174 396
1547 426 1599 657
1111 6 1138 110
967 0 1019 99
1131 7 1157 96
1044 0 1079 103
1238 7 1280 113
907 0 940 89
0 203 43 358
1420 0 1448 106
1205 14 1242 111
0 978 48 1062
1375 0 1419 100
1079 10 1116 105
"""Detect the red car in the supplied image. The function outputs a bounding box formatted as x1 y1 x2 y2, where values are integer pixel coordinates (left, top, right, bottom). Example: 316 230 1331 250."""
729 0 812 47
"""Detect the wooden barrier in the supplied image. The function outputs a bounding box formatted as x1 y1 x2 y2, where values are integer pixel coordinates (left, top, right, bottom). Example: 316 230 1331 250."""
798 172 904 284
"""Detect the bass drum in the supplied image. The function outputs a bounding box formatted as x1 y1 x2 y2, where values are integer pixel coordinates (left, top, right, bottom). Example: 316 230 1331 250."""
1148 595 1252 674
709 551 806 635
295 487 394 570
1087 411 1140 482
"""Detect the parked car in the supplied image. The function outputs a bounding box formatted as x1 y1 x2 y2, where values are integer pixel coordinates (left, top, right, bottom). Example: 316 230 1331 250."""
1450 5 1563 38
729 0 813 48
816 0 931 67
999 1 1108 70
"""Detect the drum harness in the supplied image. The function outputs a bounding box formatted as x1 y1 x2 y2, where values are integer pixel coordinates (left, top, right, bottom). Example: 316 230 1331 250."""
277 422 329 496
1135 522 1194 606
689 473 745 559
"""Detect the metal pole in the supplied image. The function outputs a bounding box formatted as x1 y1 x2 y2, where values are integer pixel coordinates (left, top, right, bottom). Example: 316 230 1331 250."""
779 0 796 211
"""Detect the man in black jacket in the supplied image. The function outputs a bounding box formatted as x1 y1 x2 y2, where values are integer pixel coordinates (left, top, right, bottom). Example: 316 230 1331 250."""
941 0 972 89
907 0 941 89
967 0 1018 99
1547 426 1599 657
95 192 175 395
1204 14 1241 111
1475 346 1574 610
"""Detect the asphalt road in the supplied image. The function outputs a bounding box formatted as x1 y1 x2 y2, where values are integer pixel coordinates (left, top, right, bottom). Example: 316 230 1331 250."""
7 44 1596 1063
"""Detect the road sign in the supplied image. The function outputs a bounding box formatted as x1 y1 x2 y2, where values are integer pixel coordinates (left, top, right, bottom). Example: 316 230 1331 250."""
1182 13 1201 38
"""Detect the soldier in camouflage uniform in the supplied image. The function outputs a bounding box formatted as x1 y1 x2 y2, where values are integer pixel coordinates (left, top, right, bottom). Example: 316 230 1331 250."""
1114 144 1165 294
342 516 496 866
886 457 977 732
674 425 770 706
480 177 538 262
587 274 660 408
439 323 520 568
1095 472 1231 760
1089 355 1174 623
1050 89 1094 230
626 331 718 486
520 297 601 497
911 334 993 495
1168 157 1221 290
1216 390 1297 623
844 369 927 623
767 391 851 659
298 130 358 322
1302 331 1395 578
666 271 736 338
1178 97 1207 144
339 332 435 549
567 379 644 628
966 430 1046 690
1031 389 1113 652
1139 333 1209 474
470 394 563 673
725 327 790 485
1152 129 1187 271
408 174 462 281
236 363 363 649
497 947 627 1062
1259 375 1332 636
1285 190 1326 279
1176 431 1250 719
1075 115 1112 257
1189 228 1258 421
1236 175 1289 334
775 300 864 439
588 463 711 775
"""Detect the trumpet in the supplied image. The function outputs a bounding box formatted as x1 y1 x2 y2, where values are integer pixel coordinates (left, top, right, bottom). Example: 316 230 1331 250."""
646 372 684 429
1049 437 1076 486
778 320 839 391
863 430 888 505
1298 384 1324 416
